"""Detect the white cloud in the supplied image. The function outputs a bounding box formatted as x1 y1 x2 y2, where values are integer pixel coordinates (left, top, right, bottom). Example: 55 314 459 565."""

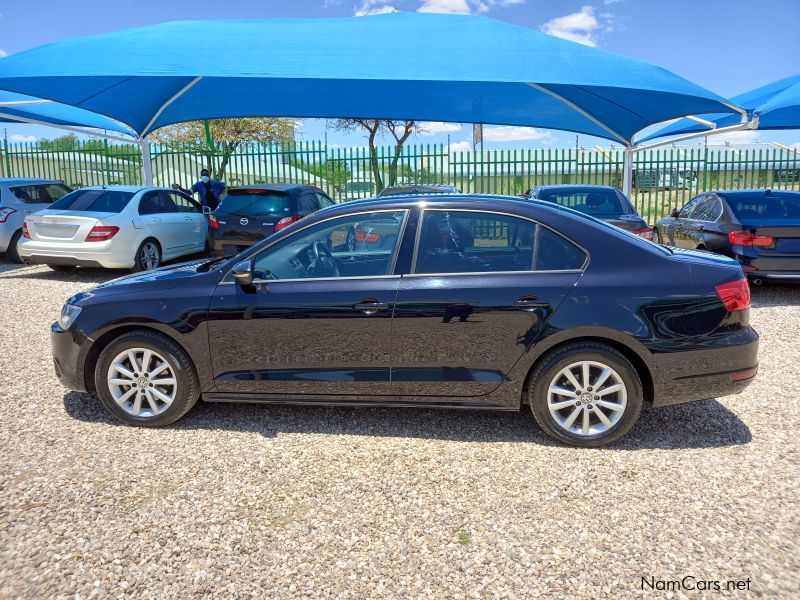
10 134 37 142
418 121 463 135
603 0 622 4
483 126 554 143
541 5 599 47
354 1 399 16
449 140 473 153
0 49 8 58
418 0 472 14
712 130 762 145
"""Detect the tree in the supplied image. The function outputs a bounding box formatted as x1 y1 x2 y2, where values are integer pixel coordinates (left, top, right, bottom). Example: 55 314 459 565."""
331 119 418 191
150 118 295 180
39 134 78 151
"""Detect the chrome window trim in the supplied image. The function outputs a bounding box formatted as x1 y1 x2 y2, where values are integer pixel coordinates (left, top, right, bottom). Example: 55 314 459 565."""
223 208 410 283
218 274 402 286
410 207 589 276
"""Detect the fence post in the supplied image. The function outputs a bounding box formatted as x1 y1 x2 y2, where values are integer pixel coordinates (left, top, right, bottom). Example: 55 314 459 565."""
1 137 9 178
140 137 153 185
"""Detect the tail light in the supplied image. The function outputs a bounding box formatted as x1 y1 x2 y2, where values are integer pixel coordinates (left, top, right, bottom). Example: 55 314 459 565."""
728 230 774 247
0 207 17 223
715 278 751 311
631 226 654 240
208 214 220 230
22 222 30 239
275 215 301 231
85 225 119 242
355 228 381 243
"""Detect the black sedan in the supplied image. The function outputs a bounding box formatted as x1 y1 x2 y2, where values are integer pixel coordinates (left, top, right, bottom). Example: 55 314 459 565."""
208 183 334 256
654 189 800 284
378 184 460 197
51 195 758 447
523 185 653 239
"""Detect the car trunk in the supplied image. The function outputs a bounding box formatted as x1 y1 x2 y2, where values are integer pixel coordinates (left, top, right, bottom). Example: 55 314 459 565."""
744 224 800 257
26 211 112 243
601 214 647 232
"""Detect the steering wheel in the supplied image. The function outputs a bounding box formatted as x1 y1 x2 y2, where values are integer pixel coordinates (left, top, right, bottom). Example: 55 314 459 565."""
310 240 340 278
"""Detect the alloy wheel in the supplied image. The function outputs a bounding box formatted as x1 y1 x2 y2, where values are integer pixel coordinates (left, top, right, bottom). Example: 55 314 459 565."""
547 360 627 437
140 241 160 270
106 348 177 417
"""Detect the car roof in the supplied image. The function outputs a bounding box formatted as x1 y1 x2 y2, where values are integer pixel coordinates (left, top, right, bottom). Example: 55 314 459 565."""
229 183 315 193
713 189 800 199
0 178 64 186
534 184 619 191
326 193 553 213
76 185 172 193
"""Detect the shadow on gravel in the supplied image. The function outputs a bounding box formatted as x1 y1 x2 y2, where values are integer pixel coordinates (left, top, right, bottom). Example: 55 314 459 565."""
63 391 750 450
750 283 800 307
0 266 121 283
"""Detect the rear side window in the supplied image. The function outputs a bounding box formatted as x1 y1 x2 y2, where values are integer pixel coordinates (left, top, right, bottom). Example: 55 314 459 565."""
298 192 317 214
49 189 134 213
139 191 177 215
691 196 723 221
10 183 71 204
539 188 627 216
219 190 293 216
315 192 334 208
678 195 704 219
727 193 800 221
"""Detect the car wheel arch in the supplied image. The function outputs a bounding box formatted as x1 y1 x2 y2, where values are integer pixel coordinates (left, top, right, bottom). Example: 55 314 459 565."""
518 331 655 408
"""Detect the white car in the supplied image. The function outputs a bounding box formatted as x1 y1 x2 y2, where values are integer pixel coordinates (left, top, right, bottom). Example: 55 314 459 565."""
0 178 72 263
19 185 208 271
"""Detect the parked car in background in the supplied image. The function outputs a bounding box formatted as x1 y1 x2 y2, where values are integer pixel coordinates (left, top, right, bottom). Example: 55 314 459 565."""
19 185 207 272
208 184 333 257
523 185 653 239
378 184 460 197
654 189 800 284
0 178 72 262
51 194 758 447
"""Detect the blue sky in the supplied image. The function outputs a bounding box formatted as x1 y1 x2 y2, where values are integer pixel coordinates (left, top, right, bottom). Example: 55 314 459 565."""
1 0 798 150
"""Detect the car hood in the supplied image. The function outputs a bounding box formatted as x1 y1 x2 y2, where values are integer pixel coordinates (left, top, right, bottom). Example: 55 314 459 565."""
71 259 215 303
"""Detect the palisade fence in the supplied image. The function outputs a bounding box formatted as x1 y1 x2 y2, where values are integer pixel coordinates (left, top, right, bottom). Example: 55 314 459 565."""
1 139 798 222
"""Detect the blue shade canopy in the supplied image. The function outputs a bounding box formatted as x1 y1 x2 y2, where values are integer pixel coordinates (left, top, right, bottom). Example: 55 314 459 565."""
641 75 800 142
0 13 740 144
0 90 135 136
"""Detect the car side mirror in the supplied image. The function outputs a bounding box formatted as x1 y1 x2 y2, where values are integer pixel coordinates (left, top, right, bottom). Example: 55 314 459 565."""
232 259 253 286
202 206 211 215
671 208 680 218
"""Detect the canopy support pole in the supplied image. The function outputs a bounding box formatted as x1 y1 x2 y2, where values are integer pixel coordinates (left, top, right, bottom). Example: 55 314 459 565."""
0 112 136 143
622 144 633 197
140 137 153 186
526 82 629 145
0 99 53 107
140 76 203 137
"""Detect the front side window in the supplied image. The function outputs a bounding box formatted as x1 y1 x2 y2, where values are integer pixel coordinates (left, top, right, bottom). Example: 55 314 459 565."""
11 183 71 204
169 192 201 213
253 210 406 281
414 210 537 274
315 192 334 208
49 189 134 213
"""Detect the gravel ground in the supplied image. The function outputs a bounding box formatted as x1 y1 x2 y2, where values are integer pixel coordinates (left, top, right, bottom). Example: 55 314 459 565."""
0 260 797 599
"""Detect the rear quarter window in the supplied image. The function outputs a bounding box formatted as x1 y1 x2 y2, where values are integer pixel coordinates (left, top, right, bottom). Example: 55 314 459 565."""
536 227 586 270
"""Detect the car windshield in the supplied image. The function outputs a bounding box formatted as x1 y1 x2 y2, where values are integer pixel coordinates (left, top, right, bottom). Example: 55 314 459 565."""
538 189 628 216
48 189 134 213
218 191 293 216
726 193 800 222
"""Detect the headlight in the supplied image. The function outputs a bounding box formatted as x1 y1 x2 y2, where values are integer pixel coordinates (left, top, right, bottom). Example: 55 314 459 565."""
58 303 83 330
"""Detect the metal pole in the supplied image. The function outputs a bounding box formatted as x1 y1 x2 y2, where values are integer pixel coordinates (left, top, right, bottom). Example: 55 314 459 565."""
140 137 153 186
622 144 633 197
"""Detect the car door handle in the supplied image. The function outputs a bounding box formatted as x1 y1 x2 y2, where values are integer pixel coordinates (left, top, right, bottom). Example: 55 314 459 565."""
184 216 193 222
354 299 389 315
150 217 161 223
514 296 549 312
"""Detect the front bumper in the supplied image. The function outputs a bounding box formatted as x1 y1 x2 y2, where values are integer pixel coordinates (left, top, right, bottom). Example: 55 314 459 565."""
51 322 90 392
651 334 759 407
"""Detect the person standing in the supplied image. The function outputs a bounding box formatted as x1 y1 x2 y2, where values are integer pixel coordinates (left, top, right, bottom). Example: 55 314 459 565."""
172 168 226 211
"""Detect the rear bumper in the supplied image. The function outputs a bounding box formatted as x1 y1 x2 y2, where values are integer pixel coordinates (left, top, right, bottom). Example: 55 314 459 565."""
651 333 759 407
19 239 134 269
209 238 257 257
734 252 800 281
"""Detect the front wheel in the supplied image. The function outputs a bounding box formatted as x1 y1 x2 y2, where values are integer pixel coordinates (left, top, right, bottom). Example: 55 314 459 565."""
528 342 643 447
133 239 161 272
94 330 200 426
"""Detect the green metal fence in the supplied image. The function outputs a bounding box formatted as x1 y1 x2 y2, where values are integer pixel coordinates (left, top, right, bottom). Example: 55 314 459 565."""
2 139 798 223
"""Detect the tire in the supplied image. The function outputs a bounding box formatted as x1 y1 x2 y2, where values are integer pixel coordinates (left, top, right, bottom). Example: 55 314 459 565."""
48 264 77 272
527 342 643 447
94 329 200 427
7 230 22 263
133 238 161 272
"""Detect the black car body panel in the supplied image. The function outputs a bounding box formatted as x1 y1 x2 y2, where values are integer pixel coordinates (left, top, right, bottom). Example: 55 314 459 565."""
524 184 650 233
52 194 758 414
655 189 800 281
208 183 334 257
378 184 460 197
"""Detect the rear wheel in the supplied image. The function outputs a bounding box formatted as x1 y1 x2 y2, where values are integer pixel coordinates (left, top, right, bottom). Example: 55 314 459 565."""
7 230 23 263
528 342 643 447
133 239 161 272
94 330 199 426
